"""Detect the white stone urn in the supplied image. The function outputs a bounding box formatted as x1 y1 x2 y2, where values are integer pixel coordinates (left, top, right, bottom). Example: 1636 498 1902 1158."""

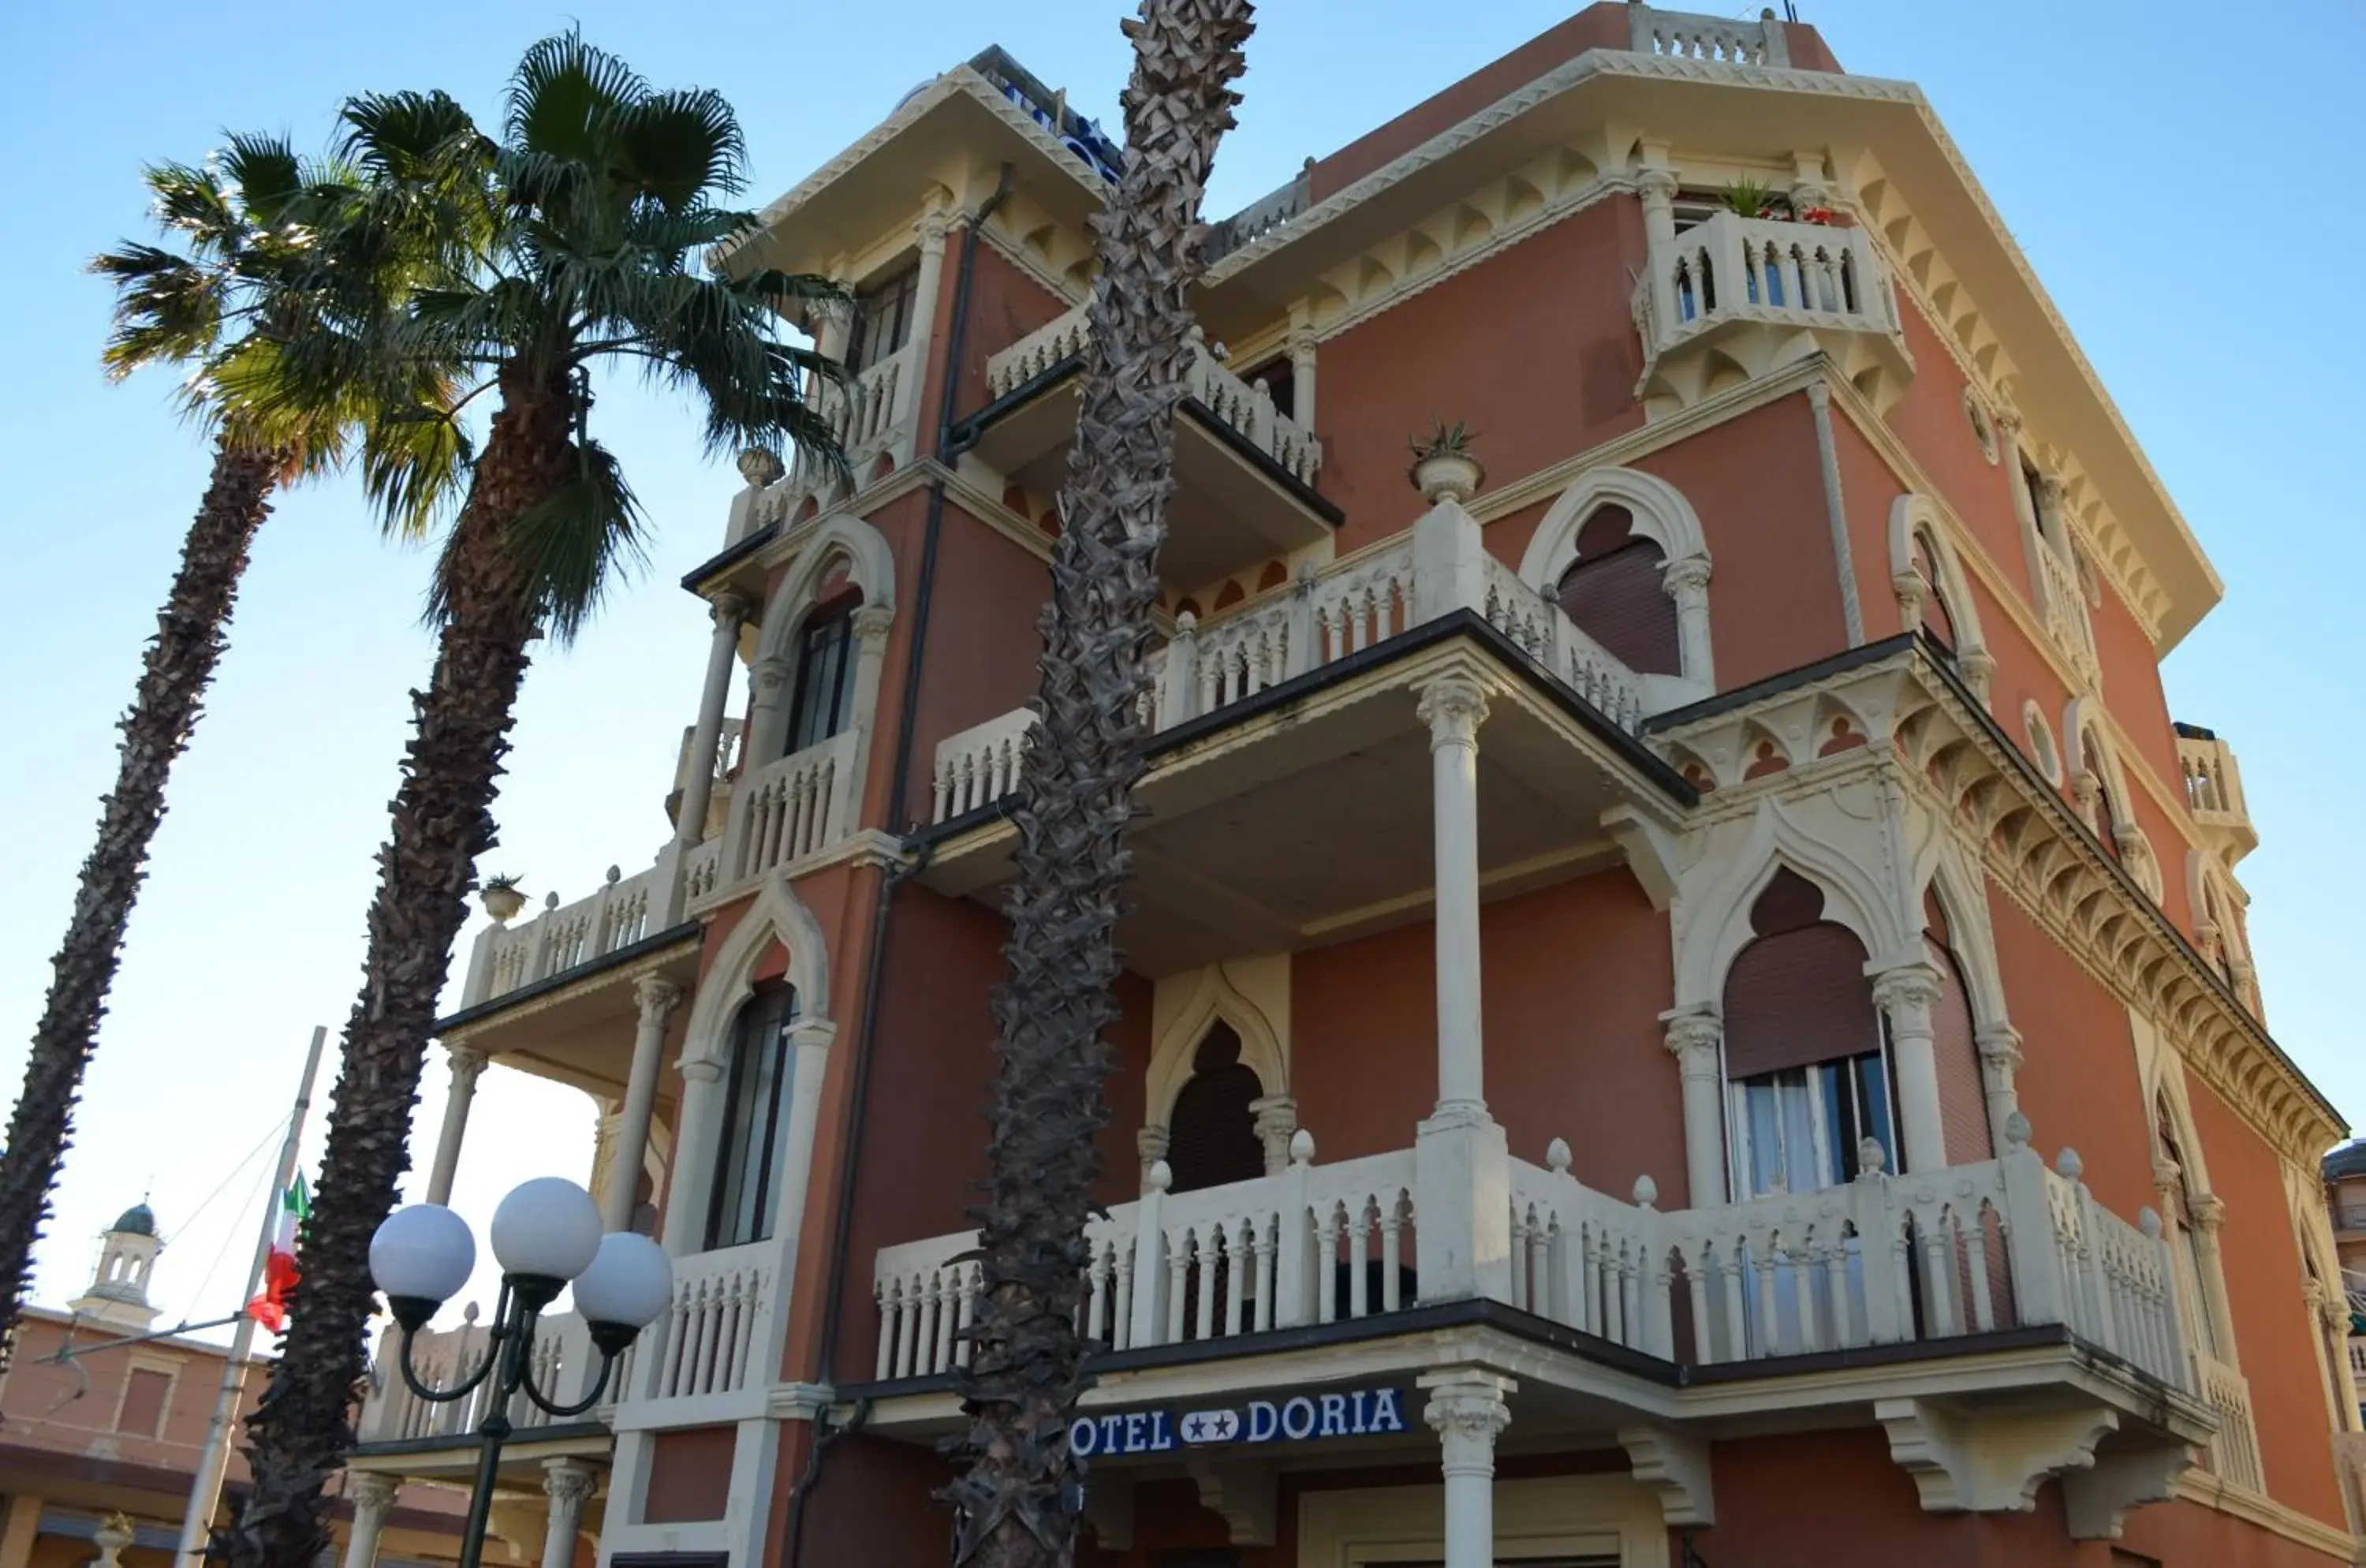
480 883 528 924
1411 450 1484 505
92 1515 134 1568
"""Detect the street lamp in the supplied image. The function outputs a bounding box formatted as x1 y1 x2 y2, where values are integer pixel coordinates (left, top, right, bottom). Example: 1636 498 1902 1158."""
370 1178 671 1568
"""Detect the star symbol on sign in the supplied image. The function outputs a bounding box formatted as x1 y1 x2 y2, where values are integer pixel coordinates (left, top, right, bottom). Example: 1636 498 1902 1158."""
1211 1411 1238 1439
1185 1416 1206 1440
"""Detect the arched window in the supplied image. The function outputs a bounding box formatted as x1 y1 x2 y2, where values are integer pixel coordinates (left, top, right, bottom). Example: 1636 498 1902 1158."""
2156 1099 2220 1360
1922 889 1988 1163
1912 531 1958 655
707 982 800 1250
1554 505 1681 675
1166 1023 1264 1194
1721 869 1896 1197
786 587 861 756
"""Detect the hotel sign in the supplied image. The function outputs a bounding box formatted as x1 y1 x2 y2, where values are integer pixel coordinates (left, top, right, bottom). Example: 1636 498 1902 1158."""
1069 1386 1409 1458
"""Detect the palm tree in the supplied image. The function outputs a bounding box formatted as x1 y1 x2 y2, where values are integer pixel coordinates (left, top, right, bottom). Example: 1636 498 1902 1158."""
224 39 841 1568
0 136 464 1350
944 2 1254 1564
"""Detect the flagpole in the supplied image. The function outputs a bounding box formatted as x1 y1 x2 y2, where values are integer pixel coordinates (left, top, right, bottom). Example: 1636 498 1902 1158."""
174 1025 327 1568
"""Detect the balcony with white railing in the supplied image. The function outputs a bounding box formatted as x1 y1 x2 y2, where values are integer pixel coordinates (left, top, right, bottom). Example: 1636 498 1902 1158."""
1633 211 1911 414
966 304 1336 588
754 344 920 528
461 863 667 1010
926 519 1653 830
2176 726 2257 864
357 1309 622 1449
864 1122 2200 1433
610 1240 782 1427
1626 4 1791 67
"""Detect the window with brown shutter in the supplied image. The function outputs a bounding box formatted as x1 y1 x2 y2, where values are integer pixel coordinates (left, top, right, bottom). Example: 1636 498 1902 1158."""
1554 506 1681 674
1927 939 1988 1165
1166 1025 1263 1193
118 1367 170 1438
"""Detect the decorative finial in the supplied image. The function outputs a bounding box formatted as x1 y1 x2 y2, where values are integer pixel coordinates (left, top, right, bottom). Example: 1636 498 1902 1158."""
1857 1137 1887 1178
737 448 785 489
1148 1159 1173 1193
1632 1174 1659 1210
604 864 621 885
1288 1129 1315 1167
543 891 560 911
2138 1207 2163 1240
2003 1111 2032 1151
1546 1137 1572 1174
2055 1147 2084 1182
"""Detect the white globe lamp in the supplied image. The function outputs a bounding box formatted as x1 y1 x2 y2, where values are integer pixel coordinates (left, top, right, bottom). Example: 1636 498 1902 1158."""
489 1178 603 1307
370 1204 477 1329
572 1233 674 1353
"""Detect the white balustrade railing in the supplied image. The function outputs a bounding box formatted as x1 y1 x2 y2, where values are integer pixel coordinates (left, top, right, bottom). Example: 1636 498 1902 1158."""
682 836 722 904
674 716 746 797
983 304 1323 486
926 516 1655 823
1641 211 1896 364
634 1241 775 1405
1627 4 1790 67
932 709 1039 824
2178 733 2248 827
358 1310 608 1446
463 863 661 1007
1206 169 1312 263
873 1137 1418 1379
870 1131 2189 1391
727 727 860 881
2196 1352 2266 1491
2036 542 2099 680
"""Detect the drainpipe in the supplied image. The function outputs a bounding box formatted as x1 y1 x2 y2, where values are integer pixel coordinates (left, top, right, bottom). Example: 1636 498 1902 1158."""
782 162 1014 1568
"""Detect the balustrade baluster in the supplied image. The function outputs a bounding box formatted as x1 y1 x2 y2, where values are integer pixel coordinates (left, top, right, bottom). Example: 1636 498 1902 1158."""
1381 1208 1405 1312
1166 1237 1191 1344
1790 1237 1820 1352
1193 1228 1218 1339
1111 1255 1134 1352
1316 1209 1341 1324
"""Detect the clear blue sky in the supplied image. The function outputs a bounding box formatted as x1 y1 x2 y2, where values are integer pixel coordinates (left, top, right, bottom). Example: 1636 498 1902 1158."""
2 1 2360 1332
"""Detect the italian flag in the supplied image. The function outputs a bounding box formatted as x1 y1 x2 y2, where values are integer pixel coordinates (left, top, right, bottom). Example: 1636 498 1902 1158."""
246 1176 308 1332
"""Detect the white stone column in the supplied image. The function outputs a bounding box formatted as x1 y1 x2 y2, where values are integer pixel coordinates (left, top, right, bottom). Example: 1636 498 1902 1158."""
675 593 751 850
1661 1010 1726 1206
1975 1022 2024 1156
604 976 685 1231
1251 1095 1299 1176
1870 965 1948 1174
1286 325 1318 429
1635 159 1680 343
1419 676 1490 1121
1420 1370 1513 1568
661 1057 728 1258
2188 1192 2237 1363
424 1047 489 1205
741 652 794 775
341 1473 398 1568
538 1461 596 1568
895 211 952 450
1662 557 1712 686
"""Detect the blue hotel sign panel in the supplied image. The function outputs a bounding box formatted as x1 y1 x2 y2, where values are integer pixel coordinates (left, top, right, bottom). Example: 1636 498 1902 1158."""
1070 1387 1410 1459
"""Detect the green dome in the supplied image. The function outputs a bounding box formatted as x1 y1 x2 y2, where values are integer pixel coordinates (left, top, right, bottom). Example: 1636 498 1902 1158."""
110 1203 157 1238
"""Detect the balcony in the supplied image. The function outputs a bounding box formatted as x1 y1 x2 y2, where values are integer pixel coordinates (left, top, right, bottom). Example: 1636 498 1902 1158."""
959 303 1338 589
1633 211 1911 416
2176 725 2257 865
860 1122 2215 1514
919 504 1690 973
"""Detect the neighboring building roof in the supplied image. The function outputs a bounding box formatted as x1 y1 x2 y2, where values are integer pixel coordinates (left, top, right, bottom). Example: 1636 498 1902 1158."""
110 1202 157 1237
2325 1141 2366 1180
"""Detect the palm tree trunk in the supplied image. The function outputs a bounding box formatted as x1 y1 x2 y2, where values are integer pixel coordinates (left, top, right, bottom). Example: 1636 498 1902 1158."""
0 435 280 1357
944 4 1252 1565
227 378 575 1568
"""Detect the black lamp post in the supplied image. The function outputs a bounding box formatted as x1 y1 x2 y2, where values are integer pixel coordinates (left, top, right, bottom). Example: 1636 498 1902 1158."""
371 1178 672 1568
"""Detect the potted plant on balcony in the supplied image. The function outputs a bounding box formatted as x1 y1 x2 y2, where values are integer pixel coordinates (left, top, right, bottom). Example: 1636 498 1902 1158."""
480 874 528 925
1409 420 1483 504
1722 177 1784 220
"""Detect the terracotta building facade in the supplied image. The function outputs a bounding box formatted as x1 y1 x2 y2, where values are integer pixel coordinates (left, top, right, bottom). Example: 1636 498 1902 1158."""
352 8 2363 1566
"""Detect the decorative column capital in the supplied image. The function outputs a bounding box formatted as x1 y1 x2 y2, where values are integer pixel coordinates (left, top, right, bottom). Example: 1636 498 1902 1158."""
1974 1022 2024 1071
1805 378 1832 413
1285 325 1319 364
851 603 896 645
2072 767 2102 812
1634 166 1679 206
736 448 786 491
1420 1368 1514 1475
1958 647 1997 704
752 653 793 696
633 974 685 1028
1663 556 1712 598
2189 1193 2227 1235
1416 677 1490 752
543 1458 599 1508
2036 472 2068 509
348 1471 401 1514
1659 1010 1722 1076
916 208 953 254
678 1055 725 1085
709 590 752 629
1891 569 1929 632
446 1046 490 1090
1869 963 1944 1015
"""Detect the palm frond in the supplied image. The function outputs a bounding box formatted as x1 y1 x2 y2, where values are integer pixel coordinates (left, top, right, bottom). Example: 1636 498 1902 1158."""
507 30 644 165
219 133 304 224
445 435 644 644
608 88 746 208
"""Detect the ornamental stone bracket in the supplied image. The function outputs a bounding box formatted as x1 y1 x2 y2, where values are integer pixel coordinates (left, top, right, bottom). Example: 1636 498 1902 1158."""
1618 1425 1715 1528
2059 1443 2196 1541
1876 1397 2120 1514
1187 1460 1278 1546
